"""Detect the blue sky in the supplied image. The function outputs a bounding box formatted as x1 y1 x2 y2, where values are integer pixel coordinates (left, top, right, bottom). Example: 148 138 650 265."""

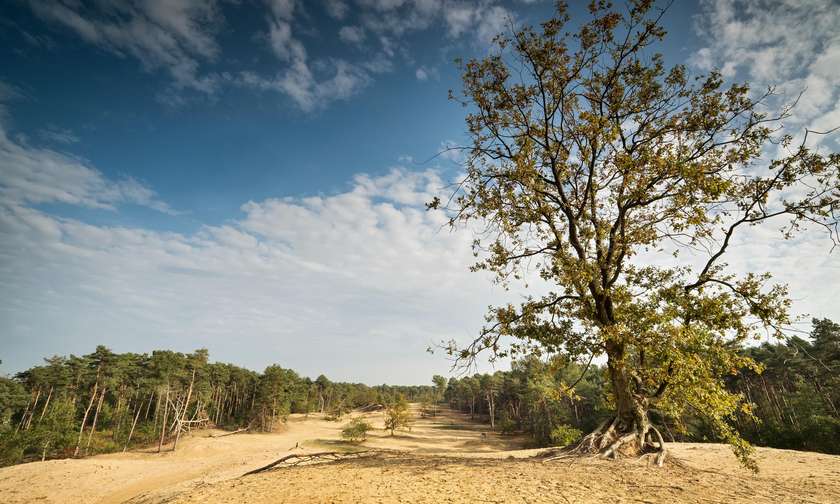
1 0 838 384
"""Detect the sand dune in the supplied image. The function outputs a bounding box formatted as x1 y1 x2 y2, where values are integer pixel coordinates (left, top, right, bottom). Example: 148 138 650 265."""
1 407 838 503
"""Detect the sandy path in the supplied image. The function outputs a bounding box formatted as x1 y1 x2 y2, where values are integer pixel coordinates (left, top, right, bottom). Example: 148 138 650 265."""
1 406 838 503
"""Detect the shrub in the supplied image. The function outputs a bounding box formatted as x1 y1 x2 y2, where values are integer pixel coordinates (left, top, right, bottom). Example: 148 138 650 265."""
326 401 350 422
384 398 412 435
498 415 517 435
550 424 582 446
341 418 372 443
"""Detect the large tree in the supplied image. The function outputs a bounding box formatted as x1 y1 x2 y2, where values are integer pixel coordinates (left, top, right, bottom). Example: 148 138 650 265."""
433 0 839 467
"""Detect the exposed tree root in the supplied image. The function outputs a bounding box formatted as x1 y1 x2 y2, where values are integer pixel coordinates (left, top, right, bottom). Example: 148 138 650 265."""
242 450 385 476
542 416 668 466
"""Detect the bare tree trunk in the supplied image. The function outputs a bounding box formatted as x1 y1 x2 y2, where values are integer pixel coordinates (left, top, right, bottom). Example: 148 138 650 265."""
153 388 162 435
144 390 154 421
16 390 35 433
158 386 170 453
489 393 495 430
124 398 145 452
38 386 53 423
74 381 99 457
85 387 107 456
172 370 195 451
24 388 42 431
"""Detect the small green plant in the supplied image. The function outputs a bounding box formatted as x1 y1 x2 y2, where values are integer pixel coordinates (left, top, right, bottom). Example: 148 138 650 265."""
341 417 372 443
550 424 582 446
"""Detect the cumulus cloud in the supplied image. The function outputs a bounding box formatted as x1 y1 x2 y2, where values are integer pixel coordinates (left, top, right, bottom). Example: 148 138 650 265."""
0 131 502 381
0 124 173 214
692 0 840 149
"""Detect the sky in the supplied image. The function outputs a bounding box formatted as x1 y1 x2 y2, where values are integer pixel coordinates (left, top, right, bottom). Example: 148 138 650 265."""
0 0 838 384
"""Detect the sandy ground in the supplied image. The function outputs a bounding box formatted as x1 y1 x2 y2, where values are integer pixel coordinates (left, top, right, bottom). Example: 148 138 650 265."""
0 406 838 503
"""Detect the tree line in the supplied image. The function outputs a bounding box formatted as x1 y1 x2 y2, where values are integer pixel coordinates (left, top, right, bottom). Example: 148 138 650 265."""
441 319 840 454
0 346 433 466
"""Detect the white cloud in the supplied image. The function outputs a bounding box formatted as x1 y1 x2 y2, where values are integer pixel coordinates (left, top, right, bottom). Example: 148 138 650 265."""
692 0 840 149
440 2 511 45
0 137 502 382
0 124 174 214
25 0 520 112
245 3 374 111
324 0 350 20
29 0 223 95
239 59 371 111
442 2 476 38
475 5 511 45
437 139 464 163
38 126 79 145
339 25 366 46
267 0 296 21
0 81 25 102
0 81 26 123
268 19 307 62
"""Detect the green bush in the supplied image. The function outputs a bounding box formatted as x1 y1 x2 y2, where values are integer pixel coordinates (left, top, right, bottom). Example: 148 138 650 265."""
549 424 582 446
341 417 372 443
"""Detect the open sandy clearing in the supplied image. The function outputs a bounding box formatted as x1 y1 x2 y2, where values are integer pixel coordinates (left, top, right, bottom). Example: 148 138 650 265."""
165 449 840 504
1 407 838 503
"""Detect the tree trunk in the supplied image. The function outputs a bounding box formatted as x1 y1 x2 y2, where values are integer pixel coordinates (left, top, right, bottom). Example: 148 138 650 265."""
554 341 666 466
487 392 495 430
38 386 53 423
144 390 154 421
85 387 106 456
24 388 42 431
74 381 99 457
158 386 170 453
124 397 145 452
173 370 195 451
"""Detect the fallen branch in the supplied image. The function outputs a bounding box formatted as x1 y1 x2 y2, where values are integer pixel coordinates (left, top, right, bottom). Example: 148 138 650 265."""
355 403 385 412
211 427 249 438
243 450 379 476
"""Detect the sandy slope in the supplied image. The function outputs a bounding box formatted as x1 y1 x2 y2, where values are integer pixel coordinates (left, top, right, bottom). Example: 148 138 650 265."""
0 406 838 503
